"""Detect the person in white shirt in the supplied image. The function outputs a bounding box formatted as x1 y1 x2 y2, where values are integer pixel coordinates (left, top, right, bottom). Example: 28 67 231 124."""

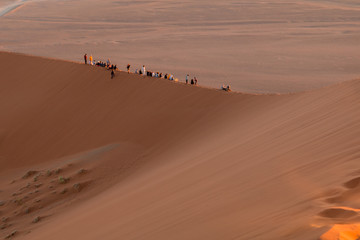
142 65 146 75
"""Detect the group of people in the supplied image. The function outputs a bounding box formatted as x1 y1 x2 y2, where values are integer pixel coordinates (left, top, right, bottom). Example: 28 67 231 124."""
96 61 117 70
221 85 231 92
185 74 198 85
83 54 194 85
82 54 237 93
84 54 117 70
134 65 176 81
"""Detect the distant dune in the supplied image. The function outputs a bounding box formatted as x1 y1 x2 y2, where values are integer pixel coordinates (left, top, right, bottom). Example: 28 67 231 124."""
1 0 360 93
0 52 360 239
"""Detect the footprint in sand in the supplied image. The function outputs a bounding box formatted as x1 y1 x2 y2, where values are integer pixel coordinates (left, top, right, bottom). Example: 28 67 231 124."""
344 177 360 189
318 208 358 219
325 176 360 208
318 175 360 240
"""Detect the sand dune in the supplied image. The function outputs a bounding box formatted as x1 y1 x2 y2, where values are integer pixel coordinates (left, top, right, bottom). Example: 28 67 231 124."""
0 52 360 239
0 0 26 17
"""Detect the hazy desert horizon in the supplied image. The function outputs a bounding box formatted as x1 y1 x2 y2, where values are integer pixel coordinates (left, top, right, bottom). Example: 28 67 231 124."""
1 0 360 93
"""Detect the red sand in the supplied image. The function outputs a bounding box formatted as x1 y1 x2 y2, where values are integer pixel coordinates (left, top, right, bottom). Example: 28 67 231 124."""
0 52 360 239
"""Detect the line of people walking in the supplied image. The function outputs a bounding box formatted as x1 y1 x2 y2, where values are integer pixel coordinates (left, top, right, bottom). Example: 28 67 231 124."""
83 54 232 92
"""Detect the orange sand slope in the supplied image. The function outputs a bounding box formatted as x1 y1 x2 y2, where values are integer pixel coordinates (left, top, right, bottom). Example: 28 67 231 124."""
0 52 360 239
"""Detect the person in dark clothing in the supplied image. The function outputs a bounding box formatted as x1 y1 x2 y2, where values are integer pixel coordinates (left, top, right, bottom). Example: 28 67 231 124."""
84 54 87 64
127 64 130 73
191 79 194 85
111 69 115 79
194 77 198 85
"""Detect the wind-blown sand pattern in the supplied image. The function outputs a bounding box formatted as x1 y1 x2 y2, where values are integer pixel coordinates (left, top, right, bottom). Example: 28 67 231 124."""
0 52 360 239
1 0 360 92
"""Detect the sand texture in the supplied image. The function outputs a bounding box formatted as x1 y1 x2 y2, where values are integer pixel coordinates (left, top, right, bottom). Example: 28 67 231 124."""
0 52 360 239
1 0 360 93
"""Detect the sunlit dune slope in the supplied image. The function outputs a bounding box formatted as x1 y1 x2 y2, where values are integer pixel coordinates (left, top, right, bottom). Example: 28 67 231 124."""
0 52 360 240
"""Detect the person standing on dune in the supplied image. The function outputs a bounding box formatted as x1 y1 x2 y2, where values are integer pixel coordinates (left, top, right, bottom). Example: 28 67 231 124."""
89 55 93 65
127 64 131 73
186 74 189 84
84 54 87 64
142 65 146 76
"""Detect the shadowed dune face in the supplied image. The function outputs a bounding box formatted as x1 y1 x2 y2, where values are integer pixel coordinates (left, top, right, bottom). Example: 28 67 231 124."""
1 0 360 93
1 52 360 239
0 51 247 170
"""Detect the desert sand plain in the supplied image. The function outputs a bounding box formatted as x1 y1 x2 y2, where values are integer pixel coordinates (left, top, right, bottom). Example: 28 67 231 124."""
1 1 360 240
1 0 360 92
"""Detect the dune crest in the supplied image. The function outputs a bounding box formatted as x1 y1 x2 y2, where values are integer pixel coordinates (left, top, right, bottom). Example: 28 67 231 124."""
0 0 26 17
2 0 360 93
1 52 360 239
